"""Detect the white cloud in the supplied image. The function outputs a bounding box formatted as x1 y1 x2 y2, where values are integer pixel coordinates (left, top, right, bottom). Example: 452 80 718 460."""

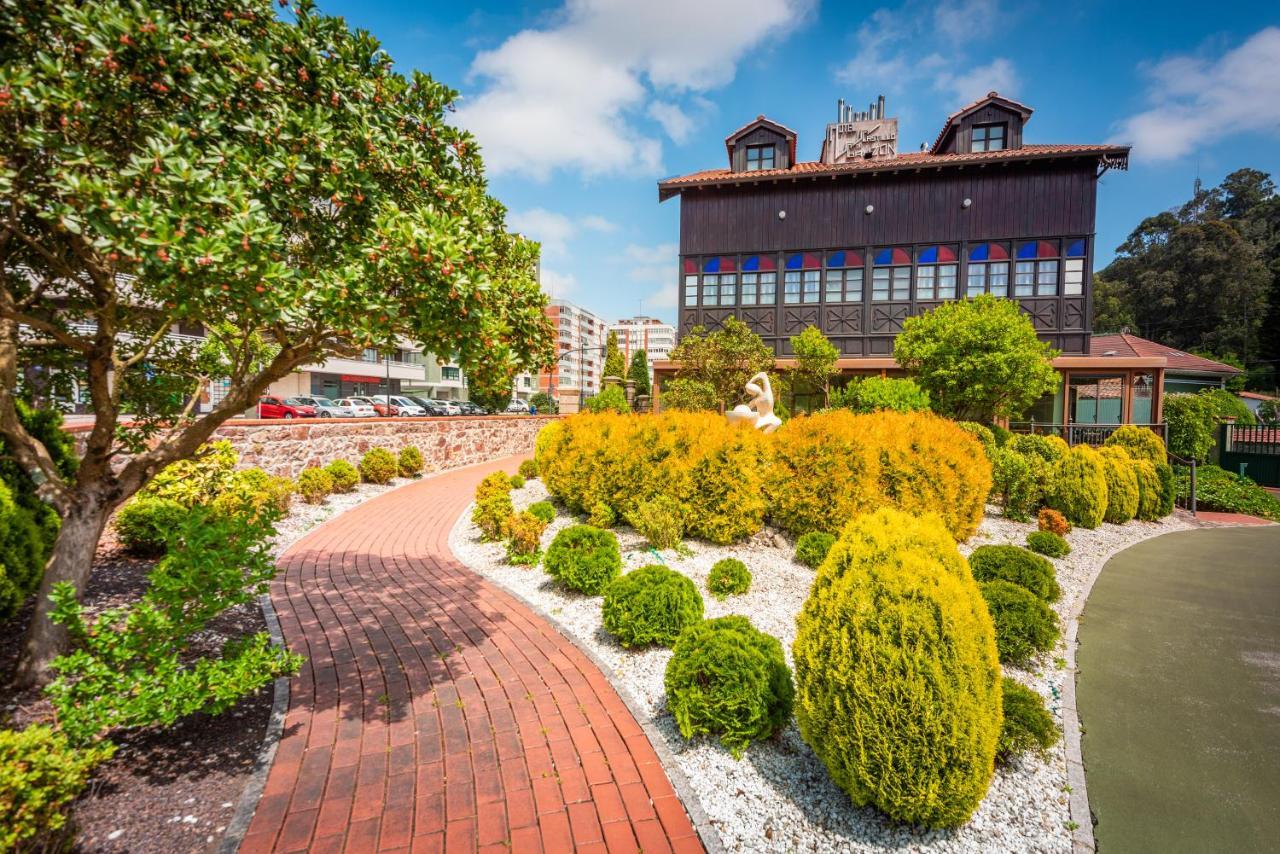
456 0 813 179
645 281 680 310
540 268 578 298
1110 27 1280 160
625 242 679 265
622 242 680 310
580 215 617 233
508 208 617 258
935 58 1019 104
647 101 696 144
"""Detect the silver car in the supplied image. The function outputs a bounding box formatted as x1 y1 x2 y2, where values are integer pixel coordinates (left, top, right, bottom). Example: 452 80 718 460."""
333 398 378 418
388 395 427 417
288 395 351 418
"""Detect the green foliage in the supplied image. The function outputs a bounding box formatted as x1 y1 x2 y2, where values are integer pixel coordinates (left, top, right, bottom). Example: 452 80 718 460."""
990 423 1013 447
1097 447 1140 524
0 480 47 619
664 615 793 758
543 525 622 595
359 448 398 485
793 509 1001 829
113 497 189 558
969 545 1061 602
979 581 1060 666
830 376 930 414
1025 531 1070 558
509 474 526 489
601 565 703 648
472 494 513 542
790 326 840 407
894 294 1061 422
667 317 776 408
529 391 559 415
957 422 996 458
0 725 115 850
794 531 836 569
1044 446 1109 529
1178 465 1280 521
628 348 651 397
587 501 617 529
603 330 627 379
519 458 539 480
210 468 294 520
296 467 334 504
504 511 547 565
1259 398 1280 426
527 501 556 524
1103 425 1167 467
141 441 239 507
476 471 513 503
584 385 630 414
1008 433 1068 463
324 460 360 493
625 495 687 551
998 679 1060 763
707 558 752 600
398 446 425 478
1164 393 1218 461
1198 387 1255 425
0 402 76 555
1132 459 1164 521
1156 462 1177 517
991 447 1044 522
47 508 302 745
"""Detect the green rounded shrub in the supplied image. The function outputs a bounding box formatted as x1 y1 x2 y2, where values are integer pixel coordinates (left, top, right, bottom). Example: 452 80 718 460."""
1103 425 1166 468
519 458 539 480
1156 462 1176 517
587 501 616 528
114 497 188 557
359 447 398 484
1044 446 1109 529
602 565 703 648
998 678 1059 763
472 493 513 542
544 525 622 595
1025 530 1070 558
0 482 46 619
398 445 424 477
665 615 794 758
707 558 752 599
296 467 334 504
968 545 1060 602
991 447 1045 522
794 531 836 569
1008 433 1068 464
979 580 1060 665
957 422 996 459
510 474 526 489
0 725 115 851
528 501 556 524
990 423 1013 447
793 509 1001 829
1097 447 1139 524
626 495 686 550
324 459 360 493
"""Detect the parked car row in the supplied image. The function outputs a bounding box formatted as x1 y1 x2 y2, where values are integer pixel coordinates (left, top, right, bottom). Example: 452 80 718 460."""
255 395 495 419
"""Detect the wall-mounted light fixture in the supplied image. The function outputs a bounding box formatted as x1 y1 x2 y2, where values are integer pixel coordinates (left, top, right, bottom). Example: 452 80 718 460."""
864 204 874 215
777 210 786 220
962 197 973 209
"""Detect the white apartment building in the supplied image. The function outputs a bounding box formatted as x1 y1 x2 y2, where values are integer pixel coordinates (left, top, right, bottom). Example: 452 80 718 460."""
608 316 676 382
542 298 607 399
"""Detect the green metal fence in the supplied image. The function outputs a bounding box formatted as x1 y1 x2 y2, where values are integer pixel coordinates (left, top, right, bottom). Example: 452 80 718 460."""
1219 424 1280 488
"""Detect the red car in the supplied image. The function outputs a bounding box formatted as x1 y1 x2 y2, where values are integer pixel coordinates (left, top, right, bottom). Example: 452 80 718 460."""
257 396 317 419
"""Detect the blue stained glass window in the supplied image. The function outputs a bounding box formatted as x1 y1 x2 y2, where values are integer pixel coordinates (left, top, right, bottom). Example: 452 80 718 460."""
918 247 938 264
827 250 846 267
874 248 892 265
786 253 804 270
742 256 760 272
703 257 721 273
1016 241 1039 260
969 244 989 261
1066 239 1086 258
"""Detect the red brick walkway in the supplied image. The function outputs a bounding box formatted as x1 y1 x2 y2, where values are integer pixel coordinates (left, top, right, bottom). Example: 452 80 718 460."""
241 456 703 853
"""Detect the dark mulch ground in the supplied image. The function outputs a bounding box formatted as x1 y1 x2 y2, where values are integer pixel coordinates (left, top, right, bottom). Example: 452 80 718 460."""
0 536 273 853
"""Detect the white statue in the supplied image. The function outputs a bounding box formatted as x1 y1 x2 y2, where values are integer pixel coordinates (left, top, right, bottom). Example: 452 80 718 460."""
726 371 782 434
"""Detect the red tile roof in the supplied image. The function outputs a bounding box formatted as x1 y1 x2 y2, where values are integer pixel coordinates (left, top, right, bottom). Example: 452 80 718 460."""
1238 391 1277 401
657 143 1129 196
1089 333 1242 375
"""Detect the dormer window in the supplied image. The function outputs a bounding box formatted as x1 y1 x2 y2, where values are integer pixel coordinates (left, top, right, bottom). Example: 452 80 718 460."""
972 123 1006 152
745 144 776 171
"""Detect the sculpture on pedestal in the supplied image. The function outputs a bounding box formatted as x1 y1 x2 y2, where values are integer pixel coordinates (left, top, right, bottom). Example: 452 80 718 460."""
725 372 782 434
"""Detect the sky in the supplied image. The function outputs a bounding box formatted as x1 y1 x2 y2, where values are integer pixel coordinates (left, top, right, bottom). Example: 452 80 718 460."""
315 0 1280 325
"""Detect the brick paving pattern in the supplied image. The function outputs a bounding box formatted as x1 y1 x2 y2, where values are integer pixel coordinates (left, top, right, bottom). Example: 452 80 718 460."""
241 456 703 853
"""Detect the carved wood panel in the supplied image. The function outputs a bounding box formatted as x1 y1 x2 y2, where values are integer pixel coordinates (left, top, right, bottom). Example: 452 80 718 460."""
1063 298 1085 330
870 303 910 333
1021 299 1058 331
783 307 820 334
701 310 734 332
740 307 775 336
823 305 862 335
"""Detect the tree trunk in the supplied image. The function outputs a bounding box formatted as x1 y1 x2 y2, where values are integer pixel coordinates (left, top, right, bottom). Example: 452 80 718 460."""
12 494 111 688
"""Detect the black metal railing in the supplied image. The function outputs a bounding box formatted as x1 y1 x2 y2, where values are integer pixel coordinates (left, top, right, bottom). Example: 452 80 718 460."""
1007 422 1167 446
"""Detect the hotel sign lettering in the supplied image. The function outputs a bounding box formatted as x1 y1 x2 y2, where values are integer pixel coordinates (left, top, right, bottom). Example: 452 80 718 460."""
828 119 899 163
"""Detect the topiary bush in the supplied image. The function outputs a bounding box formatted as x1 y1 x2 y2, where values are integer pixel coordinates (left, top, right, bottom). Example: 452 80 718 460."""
602 565 703 648
475 471 513 503
793 508 1000 829
1044 446 1109 529
968 545 1061 602
543 525 622 594
518 458 539 480
0 482 48 619
1097 447 1139 524
998 678 1059 763
398 445 424 478
1025 531 1070 558
991 447 1044 522
528 501 556 524
707 558 752 600
359 447 398 484
794 531 836 569
626 495 686 550
979 580 1060 666
296 467 334 504
1103 425 1166 468
1008 433 1068 464
472 493 513 542
509 474 526 489
1156 462 1177 518
1037 508 1071 536
0 725 115 851
114 497 189 557
1132 459 1163 521
324 459 360 493
664 615 794 758
505 511 547 566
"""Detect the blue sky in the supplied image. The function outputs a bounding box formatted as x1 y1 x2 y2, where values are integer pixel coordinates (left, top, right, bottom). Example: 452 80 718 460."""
318 0 1280 325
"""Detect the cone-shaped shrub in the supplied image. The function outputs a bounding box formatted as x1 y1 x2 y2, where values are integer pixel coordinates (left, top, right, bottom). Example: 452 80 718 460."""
602 565 703 647
665 615 793 758
543 525 621 594
1044 446 1109 529
528 501 556 524
979 580 1059 665
1103 425 1166 468
398 445 424 478
968 545 1061 602
793 509 1001 829
1097 447 1139 524
297 467 334 504
475 471 513 503
472 494 513 542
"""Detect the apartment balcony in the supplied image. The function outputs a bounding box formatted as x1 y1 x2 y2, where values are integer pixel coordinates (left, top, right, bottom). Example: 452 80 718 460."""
313 354 426 381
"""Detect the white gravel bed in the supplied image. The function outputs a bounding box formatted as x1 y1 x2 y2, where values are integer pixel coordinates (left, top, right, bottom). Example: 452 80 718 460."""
449 481 1193 852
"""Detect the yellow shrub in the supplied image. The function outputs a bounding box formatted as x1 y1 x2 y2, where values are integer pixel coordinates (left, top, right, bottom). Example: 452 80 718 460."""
765 410 880 536
1131 458 1163 521
1097 447 1139 524
1103 425 1166 468
1044 446 1109 529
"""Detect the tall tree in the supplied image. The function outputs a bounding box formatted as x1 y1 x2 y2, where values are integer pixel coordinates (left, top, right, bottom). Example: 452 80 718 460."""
627 348 650 396
667 317 775 408
0 0 553 685
602 330 626 379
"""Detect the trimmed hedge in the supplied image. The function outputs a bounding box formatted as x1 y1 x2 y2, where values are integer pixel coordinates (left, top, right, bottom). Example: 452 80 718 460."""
979 580 1059 666
664 615 793 758
1044 446 1109 529
114 497 188 557
1156 462 1177 517
793 508 1000 828
968 545 1061 602
543 525 622 594
707 558 752 599
998 678 1059 763
587 501 616 528
794 531 836 569
991 447 1044 522
1103 425 1167 468
359 448 397 484
957 422 996 458
324 459 360 493
1097 447 1139 524
1026 531 1070 558
601 565 703 648
1008 433 1068 463
1132 459 1163 521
